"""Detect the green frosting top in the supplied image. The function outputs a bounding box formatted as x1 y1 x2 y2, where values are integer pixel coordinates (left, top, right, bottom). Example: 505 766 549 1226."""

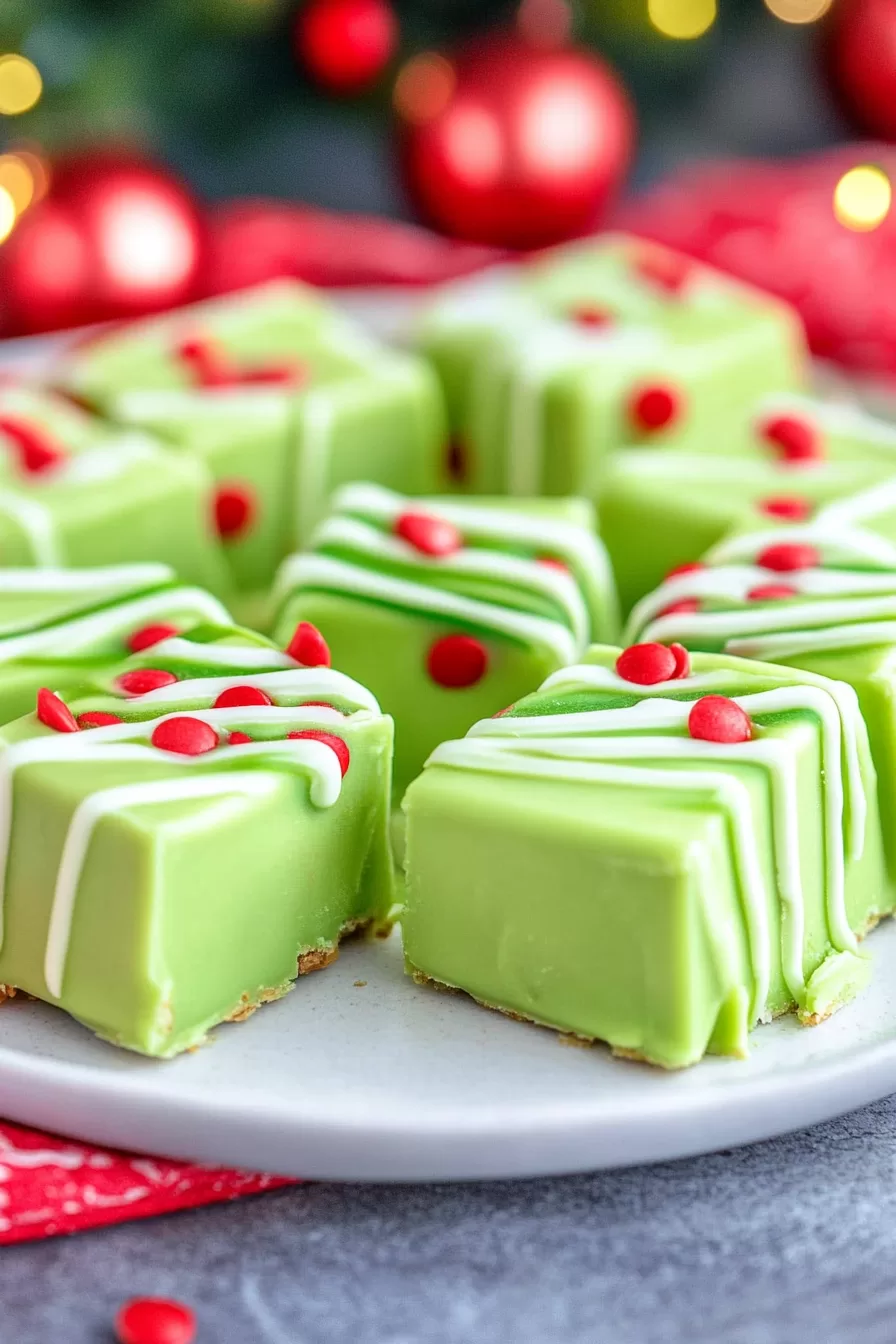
423 644 874 1023
271 483 618 662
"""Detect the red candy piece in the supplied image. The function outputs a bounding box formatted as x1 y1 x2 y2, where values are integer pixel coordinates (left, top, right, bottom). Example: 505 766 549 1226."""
228 730 254 745
395 510 462 558
747 583 798 601
127 623 180 654
114 1296 197 1344
537 555 569 573
760 414 822 463
78 711 124 728
213 685 273 709
116 668 179 697
658 597 701 618
214 483 256 540
151 717 218 756
286 621 331 667
628 382 684 434
760 495 811 522
287 728 351 776
36 687 79 733
573 304 614 328
616 642 677 685
688 695 752 744
427 633 488 688
665 560 703 580
634 248 692 294
669 643 691 679
0 415 66 475
757 541 819 573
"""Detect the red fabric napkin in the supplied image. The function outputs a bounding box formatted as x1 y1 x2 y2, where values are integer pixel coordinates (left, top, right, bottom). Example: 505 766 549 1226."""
614 144 896 383
0 1120 292 1245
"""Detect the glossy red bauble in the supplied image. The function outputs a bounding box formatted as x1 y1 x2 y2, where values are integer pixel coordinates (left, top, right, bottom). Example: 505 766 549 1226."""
295 0 398 96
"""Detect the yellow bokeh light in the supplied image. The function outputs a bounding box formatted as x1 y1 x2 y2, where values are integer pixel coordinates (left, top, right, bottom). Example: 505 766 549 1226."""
0 54 42 116
0 186 16 244
648 0 717 38
393 53 456 125
764 0 832 21
833 165 893 232
0 153 33 215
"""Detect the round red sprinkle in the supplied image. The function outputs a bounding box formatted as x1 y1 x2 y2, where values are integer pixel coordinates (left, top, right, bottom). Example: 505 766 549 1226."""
213 685 273 709
427 633 489 688
228 731 254 745
395 510 462 558
760 414 822 463
287 729 351 776
616 642 677 685
286 621 331 667
0 415 66 475
151 717 218 756
36 687 79 733
127 623 180 654
658 597 701 618
665 560 704 580
78 711 124 728
760 495 811 522
757 541 819 573
214 483 256 540
116 668 179 697
114 1296 197 1344
537 555 570 573
628 382 684 434
669 643 690 679
634 248 692 294
688 695 752 744
747 583 798 601
573 304 614 328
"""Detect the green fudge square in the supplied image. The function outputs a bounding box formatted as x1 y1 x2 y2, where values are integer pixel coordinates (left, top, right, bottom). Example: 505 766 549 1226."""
0 386 228 596
58 281 446 605
402 645 891 1069
627 479 896 881
416 234 807 498
0 564 231 727
270 484 619 801
0 628 395 1056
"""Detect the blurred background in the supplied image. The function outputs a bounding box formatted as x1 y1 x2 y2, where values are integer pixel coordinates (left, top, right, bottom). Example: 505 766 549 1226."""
0 0 894 376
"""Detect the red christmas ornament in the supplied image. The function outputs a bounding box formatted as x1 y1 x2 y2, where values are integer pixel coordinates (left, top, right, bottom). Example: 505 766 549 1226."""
78 711 124 728
747 583 798 602
688 695 752 745
114 1296 196 1344
127 623 180 654
427 633 488 687
395 510 462 557
0 152 204 336
151 717 219 757
401 34 634 248
628 382 683 434
287 728 351 775
286 622 332 667
615 642 677 686
828 0 896 141
757 542 820 573
36 687 79 734
213 685 274 709
295 0 398 96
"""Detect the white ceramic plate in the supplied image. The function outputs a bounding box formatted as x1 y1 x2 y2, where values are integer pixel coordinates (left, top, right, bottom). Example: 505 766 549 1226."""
2 923 896 1182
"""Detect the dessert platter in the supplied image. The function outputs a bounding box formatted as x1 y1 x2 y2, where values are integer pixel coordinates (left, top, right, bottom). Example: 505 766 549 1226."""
5 240 896 1180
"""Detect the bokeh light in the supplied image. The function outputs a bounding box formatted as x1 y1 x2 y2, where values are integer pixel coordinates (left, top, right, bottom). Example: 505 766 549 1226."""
763 0 832 20
14 149 50 203
0 154 34 216
393 52 456 124
100 187 199 292
0 186 16 243
0 55 43 116
647 0 717 39
517 0 573 47
833 165 892 232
